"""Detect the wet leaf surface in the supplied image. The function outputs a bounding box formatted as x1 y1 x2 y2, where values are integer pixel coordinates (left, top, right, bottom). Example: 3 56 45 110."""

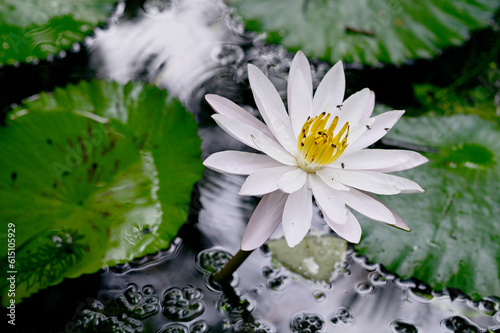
229 0 499 65
356 114 500 299
0 80 203 303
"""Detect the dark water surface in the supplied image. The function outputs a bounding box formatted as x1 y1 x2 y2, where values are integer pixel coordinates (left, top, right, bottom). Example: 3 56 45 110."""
8 0 500 332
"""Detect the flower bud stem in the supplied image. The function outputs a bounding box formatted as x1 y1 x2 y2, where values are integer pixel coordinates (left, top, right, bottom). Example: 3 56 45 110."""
212 249 254 284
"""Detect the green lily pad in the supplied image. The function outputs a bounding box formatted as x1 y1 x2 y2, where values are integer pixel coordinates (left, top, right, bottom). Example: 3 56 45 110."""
229 0 499 65
268 235 348 282
0 0 116 65
0 80 203 303
355 114 500 300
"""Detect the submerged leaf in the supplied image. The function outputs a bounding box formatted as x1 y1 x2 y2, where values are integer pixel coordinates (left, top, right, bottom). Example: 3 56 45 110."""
269 235 347 282
0 80 203 303
355 114 500 299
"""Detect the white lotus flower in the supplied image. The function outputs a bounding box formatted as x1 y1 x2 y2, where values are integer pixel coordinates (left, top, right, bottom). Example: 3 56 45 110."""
204 51 427 250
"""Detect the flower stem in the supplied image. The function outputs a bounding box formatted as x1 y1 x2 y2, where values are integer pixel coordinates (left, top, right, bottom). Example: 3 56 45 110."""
212 249 254 285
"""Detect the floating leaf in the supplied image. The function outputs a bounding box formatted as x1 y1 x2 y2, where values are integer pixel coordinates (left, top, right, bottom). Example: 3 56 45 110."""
229 0 499 65
0 0 116 65
0 80 203 303
355 114 500 299
268 235 347 282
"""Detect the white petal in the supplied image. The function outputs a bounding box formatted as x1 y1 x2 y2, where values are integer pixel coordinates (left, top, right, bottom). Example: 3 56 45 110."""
360 90 375 121
203 151 284 175
288 51 314 136
239 166 297 196
324 209 362 243
330 149 412 170
371 151 429 172
251 131 297 166
278 168 308 193
241 191 288 250
346 118 376 146
343 110 405 154
212 114 276 151
313 61 345 115
363 171 424 193
248 64 298 155
327 169 401 195
339 188 396 224
205 94 273 137
315 168 350 191
282 185 313 247
363 192 411 231
309 174 347 224
335 88 371 128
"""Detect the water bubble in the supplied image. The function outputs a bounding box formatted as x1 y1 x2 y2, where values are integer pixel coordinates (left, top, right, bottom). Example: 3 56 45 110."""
216 291 254 315
267 275 289 291
233 320 274 333
196 248 233 275
329 307 354 327
476 298 498 316
442 316 480 332
291 312 325 333
409 282 433 302
368 271 388 286
156 323 189 333
390 320 418 333
261 265 278 279
190 320 210 333
162 286 205 321
312 291 326 302
115 284 160 319
76 310 144 333
355 282 375 295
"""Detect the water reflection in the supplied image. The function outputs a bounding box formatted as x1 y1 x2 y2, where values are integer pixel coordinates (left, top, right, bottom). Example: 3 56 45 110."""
14 0 500 332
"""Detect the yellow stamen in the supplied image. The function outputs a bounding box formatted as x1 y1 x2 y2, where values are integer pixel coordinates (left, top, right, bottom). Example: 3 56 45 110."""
297 113 349 170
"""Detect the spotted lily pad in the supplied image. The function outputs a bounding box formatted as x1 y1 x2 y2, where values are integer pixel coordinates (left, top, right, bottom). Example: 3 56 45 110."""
0 80 203 303
355 114 500 299
229 0 499 65
0 0 116 65
268 235 347 282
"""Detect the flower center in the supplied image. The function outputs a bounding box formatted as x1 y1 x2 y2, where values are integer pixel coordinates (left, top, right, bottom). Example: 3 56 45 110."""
297 112 349 171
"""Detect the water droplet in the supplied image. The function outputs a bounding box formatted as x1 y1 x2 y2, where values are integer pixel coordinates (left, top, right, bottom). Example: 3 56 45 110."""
196 248 233 275
291 312 325 332
312 291 326 302
355 282 375 295
390 320 418 333
162 286 205 321
329 307 354 327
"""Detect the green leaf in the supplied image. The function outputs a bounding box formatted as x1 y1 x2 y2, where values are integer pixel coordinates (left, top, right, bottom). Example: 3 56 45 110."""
268 235 348 282
0 80 204 303
355 114 500 300
0 0 116 65
413 61 500 122
229 0 499 65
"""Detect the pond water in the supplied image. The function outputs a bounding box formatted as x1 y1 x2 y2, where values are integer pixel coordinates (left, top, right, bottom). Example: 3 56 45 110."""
9 0 500 332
